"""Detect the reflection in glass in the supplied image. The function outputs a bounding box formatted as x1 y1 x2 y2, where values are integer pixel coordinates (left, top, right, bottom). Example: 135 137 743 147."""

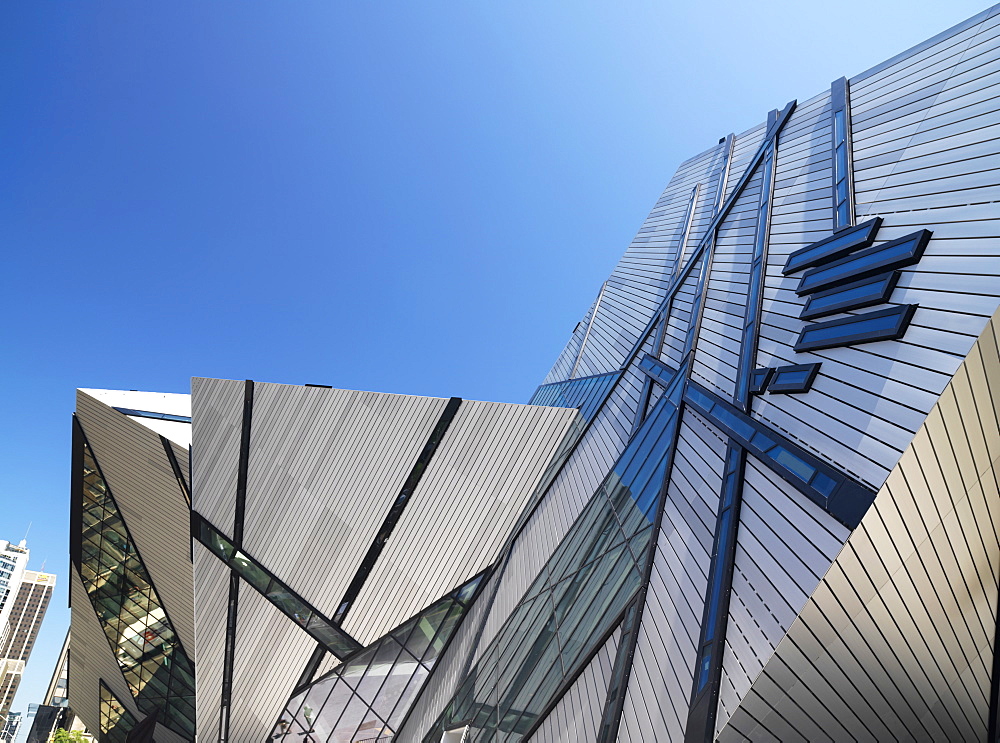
424 370 685 742
100 681 137 743
273 572 487 742
80 436 196 737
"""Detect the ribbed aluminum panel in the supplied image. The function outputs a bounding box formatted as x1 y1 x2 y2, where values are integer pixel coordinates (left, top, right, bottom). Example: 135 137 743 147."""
750 8 1000 493
239 382 446 621
473 365 644 662
68 569 140 739
715 456 850 736
529 626 621 743
395 571 498 743
76 391 196 656
542 142 729 386
191 377 246 538
617 410 725 743
345 401 578 644
192 540 230 738
723 124 766 204
716 310 1000 742
692 166 763 398
228 585 320 741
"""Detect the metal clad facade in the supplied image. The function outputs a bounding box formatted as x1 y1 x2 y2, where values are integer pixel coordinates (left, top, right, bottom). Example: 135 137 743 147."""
617 411 726 743
717 310 1000 742
345 401 578 644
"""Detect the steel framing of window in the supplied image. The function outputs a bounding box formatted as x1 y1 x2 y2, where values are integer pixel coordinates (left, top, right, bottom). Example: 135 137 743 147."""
831 77 855 231
795 303 918 352
74 417 196 738
783 217 882 275
766 362 822 394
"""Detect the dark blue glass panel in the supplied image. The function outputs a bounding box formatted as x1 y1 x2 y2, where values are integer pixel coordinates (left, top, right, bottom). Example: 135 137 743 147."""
795 304 917 351
796 230 930 295
783 217 882 275
529 371 619 422
801 271 898 320
767 363 821 394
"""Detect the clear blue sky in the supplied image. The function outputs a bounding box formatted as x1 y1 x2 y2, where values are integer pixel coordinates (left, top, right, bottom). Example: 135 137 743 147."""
1 0 990 717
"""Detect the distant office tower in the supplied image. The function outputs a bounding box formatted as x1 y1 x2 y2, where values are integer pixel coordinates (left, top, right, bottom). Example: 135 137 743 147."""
0 543 29 634
66 6 1000 742
0 571 55 719
0 711 19 743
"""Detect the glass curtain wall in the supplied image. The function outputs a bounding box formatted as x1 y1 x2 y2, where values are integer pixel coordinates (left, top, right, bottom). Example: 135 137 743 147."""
99 682 137 743
80 438 196 738
272 574 487 742
423 373 685 742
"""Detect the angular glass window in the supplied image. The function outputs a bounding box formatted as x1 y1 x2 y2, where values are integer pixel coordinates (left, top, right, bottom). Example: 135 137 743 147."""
795 304 918 351
78 429 196 737
100 681 137 743
272 571 488 741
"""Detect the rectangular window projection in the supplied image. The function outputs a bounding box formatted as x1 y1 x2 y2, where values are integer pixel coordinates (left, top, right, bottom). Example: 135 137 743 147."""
795 304 917 352
682 381 876 529
796 230 931 295
192 513 362 659
112 407 192 423
749 367 774 395
767 363 821 393
783 217 882 275
831 77 854 231
800 271 899 320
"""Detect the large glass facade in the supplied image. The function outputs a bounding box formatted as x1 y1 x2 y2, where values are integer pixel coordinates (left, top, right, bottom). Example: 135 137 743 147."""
80 436 196 738
272 572 487 742
99 681 137 743
424 371 685 742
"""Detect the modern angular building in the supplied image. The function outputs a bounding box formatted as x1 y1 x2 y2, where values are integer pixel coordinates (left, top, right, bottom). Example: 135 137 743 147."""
69 6 1000 742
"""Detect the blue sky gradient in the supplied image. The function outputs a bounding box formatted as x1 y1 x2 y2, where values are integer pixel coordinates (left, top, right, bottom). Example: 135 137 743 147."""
1 0 989 716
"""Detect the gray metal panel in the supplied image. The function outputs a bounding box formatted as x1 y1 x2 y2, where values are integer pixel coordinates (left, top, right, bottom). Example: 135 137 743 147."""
752 15 1000 492
541 141 730 385
191 377 246 538
715 457 850 736
239 382 446 620
473 366 643 662
345 401 579 644
716 309 1000 742
228 584 320 741
528 626 621 743
68 568 140 740
75 390 196 656
617 410 726 743
692 166 762 398
192 540 230 739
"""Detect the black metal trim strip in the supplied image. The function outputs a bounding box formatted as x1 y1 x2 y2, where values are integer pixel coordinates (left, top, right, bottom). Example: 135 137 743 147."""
783 217 882 276
70 416 84 575
794 304 918 352
192 511 363 658
795 230 931 295
767 363 822 394
219 379 253 743
684 381 877 529
219 572 239 743
685 443 746 743
232 380 254 547
334 396 462 625
160 435 191 508
800 270 899 320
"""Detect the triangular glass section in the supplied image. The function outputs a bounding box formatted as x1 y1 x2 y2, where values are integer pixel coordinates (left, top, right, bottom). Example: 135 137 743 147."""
271 570 488 742
100 680 137 743
423 366 686 742
79 433 196 738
